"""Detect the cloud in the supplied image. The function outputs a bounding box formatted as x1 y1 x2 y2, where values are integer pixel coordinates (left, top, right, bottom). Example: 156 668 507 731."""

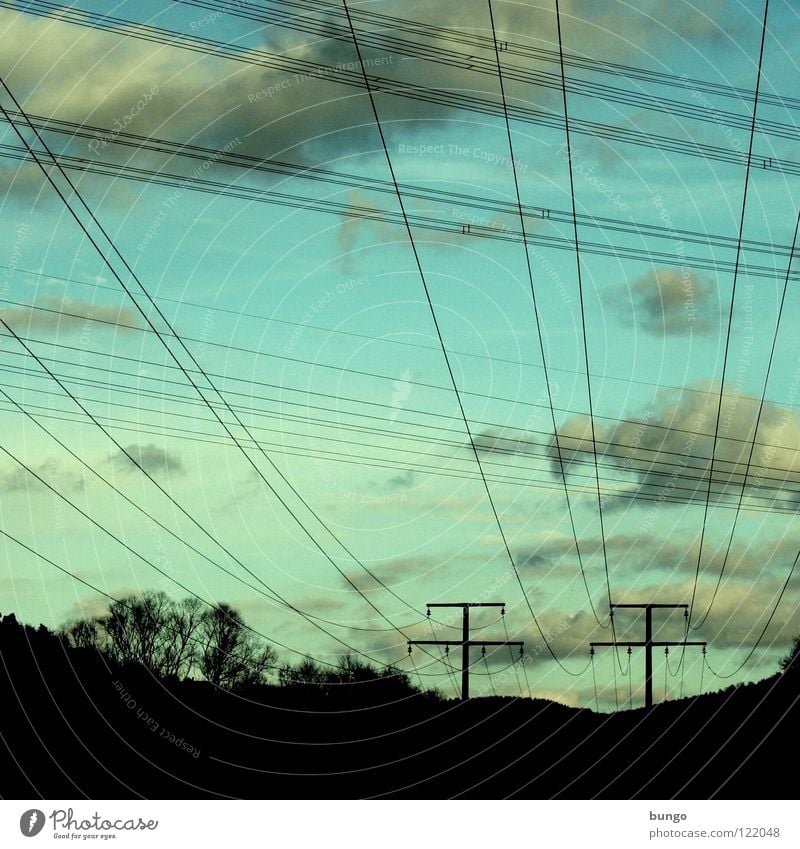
0 0 741 209
0 458 83 494
547 382 800 511
0 7 374 197
515 529 795 584
383 470 415 491
516 608 604 669
2 293 140 335
335 190 398 262
504 567 800 679
110 443 185 477
612 577 800 658
614 268 719 336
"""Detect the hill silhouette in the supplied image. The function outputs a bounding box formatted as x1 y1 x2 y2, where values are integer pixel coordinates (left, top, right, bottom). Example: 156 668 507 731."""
0 611 796 799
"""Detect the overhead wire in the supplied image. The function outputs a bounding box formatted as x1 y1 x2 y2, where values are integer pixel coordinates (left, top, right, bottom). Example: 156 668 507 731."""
5 1 800 179
10 261 800 406
687 0 771 628
4 109 799 271
178 0 800 144
703 548 799 680
343 0 588 678
486 0 606 629
690 208 800 630
1 0 795 700
7 331 800 514
0 78 457 663
7 309 800 493
553 0 621 684
265 0 800 114
0 380 423 637
3 141 796 285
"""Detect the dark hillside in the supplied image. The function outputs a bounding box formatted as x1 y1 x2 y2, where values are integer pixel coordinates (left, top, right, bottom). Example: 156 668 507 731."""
1 613 795 799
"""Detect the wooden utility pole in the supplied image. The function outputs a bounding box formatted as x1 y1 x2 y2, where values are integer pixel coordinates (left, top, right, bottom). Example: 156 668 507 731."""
407 602 523 700
590 603 707 708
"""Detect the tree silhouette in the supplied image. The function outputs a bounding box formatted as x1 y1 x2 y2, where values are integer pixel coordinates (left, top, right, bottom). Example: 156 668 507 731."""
58 594 274 688
278 658 327 689
198 603 276 689
278 653 423 702
99 591 179 676
779 634 800 675
60 617 102 651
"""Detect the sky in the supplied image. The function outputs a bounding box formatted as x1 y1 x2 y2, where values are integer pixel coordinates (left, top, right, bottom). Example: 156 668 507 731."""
1 0 800 710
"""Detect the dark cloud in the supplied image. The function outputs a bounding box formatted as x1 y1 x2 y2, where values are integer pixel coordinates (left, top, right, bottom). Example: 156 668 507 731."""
0 0 738 197
384 470 415 491
2 293 140 335
111 443 185 477
0 458 83 494
547 383 800 511
616 268 719 336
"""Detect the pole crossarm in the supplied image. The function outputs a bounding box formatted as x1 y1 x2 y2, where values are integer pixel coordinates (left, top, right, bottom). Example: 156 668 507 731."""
409 640 524 647
426 602 506 608
591 641 707 648
408 600 523 699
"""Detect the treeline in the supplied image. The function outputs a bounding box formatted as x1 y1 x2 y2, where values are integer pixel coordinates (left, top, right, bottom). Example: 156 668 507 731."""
57 590 426 699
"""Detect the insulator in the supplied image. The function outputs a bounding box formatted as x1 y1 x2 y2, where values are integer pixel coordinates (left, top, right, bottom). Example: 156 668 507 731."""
589 646 595 657
481 646 486 656
445 645 449 654
426 608 431 618
519 646 524 655
501 607 505 616
407 645 412 655
665 647 669 655
627 646 632 655
702 646 707 656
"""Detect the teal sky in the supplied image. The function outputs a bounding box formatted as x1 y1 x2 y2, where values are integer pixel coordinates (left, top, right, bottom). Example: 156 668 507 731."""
1 0 800 709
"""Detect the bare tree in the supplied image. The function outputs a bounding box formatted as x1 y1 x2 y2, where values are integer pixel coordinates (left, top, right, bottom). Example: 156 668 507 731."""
60 618 103 651
100 591 175 676
199 603 276 689
58 593 275 685
160 596 204 678
278 658 327 688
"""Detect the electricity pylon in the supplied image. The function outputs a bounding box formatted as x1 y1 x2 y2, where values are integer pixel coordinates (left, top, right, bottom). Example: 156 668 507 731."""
407 602 523 700
590 603 707 708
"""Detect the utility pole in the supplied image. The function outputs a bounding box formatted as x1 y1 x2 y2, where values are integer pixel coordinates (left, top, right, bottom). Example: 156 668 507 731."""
590 603 707 708
407 602 523 700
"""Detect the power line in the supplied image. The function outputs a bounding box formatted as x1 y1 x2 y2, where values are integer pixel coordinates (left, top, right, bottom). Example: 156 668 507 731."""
4 110 798 279
0 80 446 657
178 0 800 143
7 1 800 179
6 330 800 510
9 260 800 408
269 0 800 114
4 141 796 286
691 209 800 630
703 549 799 679
344 0 587 678
486 0 607 629
687 0 771 629
7 383 800 518
553 0 617 665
